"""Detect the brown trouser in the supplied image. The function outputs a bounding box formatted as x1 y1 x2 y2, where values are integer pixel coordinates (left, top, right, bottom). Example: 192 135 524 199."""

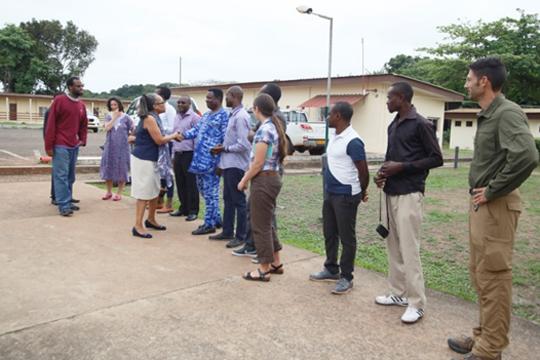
250 173 282 264
469 189 521 359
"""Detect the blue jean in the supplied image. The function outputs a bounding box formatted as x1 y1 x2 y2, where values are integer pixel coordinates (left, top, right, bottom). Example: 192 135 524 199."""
196 172 222 227
222 168 247 241
52 146 78 212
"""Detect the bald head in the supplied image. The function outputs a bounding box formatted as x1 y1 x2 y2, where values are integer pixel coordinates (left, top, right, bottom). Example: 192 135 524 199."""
226 86 244 108
179 95 191 103
177 95 192 114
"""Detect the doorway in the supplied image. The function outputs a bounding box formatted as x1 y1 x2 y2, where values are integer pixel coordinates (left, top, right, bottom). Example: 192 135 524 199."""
9 103 17 121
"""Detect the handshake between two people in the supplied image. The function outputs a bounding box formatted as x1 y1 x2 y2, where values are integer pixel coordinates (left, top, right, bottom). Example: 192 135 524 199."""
171 132 224 158
373 161 404 189
173 132 184 142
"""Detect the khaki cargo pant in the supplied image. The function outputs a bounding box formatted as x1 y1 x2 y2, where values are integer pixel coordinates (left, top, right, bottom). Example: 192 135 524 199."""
386 192 426 309
469 189 521 359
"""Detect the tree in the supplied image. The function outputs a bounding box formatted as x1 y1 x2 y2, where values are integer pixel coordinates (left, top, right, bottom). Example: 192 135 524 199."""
19 19 98 93
0 25 38 92
385 56 469 94
384 10 540 105
384 54 426 73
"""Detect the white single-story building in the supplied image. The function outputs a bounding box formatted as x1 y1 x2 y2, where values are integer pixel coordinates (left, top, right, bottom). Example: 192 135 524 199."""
172 74 464 154
445 108 540 150
0 93 131 124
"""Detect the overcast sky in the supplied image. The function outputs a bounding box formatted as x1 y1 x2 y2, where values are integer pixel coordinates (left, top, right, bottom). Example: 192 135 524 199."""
3 0 539 92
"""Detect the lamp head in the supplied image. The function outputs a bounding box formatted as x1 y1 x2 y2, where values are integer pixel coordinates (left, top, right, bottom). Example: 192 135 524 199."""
296 5 313 14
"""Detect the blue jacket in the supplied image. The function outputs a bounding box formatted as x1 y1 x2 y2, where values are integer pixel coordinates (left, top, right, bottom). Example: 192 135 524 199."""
183 108 229 174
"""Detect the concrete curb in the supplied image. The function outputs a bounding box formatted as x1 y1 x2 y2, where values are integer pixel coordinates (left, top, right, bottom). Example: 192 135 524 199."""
0 165 101 176
0 124 43 130
0 157 473 176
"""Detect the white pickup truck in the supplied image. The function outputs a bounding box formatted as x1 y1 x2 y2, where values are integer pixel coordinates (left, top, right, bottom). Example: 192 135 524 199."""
247 109 330 155
281 110 327 155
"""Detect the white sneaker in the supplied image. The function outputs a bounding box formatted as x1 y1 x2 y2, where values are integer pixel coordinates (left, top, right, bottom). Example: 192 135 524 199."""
375 294 409 307
401 307 424 324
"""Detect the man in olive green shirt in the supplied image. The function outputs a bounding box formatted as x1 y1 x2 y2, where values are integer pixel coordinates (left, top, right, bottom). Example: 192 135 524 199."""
448 58 538 360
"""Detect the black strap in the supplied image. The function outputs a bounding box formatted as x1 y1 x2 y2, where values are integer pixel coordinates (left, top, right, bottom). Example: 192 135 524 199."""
379 189 389 226
379 190 382 223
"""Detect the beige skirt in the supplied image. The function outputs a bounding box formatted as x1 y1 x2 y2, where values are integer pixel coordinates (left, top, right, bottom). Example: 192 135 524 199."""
130 155 160 200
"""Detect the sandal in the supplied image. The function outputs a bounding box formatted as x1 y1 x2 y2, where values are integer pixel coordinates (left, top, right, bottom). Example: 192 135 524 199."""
269 263 284 275
112 194 122 201
102 193 112 200
243 268 270 282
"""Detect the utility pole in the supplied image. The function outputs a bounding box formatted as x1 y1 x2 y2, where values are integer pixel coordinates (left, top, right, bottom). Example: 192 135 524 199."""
179 56 182 86
361 38 365 75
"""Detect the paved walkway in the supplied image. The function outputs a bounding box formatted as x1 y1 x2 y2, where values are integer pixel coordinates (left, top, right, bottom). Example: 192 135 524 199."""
0 180 538 359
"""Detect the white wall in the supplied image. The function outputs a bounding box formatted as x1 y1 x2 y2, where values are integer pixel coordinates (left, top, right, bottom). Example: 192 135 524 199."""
449 118 477 150
448 117 540 151
529 119 540 139
350 89 392 154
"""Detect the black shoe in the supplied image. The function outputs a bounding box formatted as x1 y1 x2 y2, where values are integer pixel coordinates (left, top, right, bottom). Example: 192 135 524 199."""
132 227 152 239
186 214 198 221
216 223 222 229
226 238 244 248
170 210 186 217
192 226 216 235
71 198 80 203
70 204 80 211
144 220 167 231
60 209 73 217
232 245 257 257
51 199 57 205
209 232 235 241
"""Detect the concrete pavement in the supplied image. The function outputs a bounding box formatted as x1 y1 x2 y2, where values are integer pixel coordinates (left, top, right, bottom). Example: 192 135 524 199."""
0 180 538 359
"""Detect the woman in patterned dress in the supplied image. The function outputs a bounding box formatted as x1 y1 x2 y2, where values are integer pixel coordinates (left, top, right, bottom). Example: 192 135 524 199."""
100 97 133 201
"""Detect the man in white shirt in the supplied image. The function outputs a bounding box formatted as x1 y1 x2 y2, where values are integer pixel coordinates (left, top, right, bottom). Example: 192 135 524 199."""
309 102 369 294
156 86 177 212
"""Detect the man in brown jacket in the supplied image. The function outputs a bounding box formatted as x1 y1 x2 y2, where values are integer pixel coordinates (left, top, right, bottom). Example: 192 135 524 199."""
448 58 538 360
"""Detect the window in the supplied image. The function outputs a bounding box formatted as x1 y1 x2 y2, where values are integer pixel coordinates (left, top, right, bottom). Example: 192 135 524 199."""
39 106 48 117
466 121 473 127
455 121 462 127
93 107 100 117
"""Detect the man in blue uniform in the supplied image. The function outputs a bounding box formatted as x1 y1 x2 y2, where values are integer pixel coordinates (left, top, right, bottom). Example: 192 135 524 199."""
181 88 228 235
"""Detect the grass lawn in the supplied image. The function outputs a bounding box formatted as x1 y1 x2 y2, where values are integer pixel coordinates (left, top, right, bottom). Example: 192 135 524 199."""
442 146 474 159
92 166 539 323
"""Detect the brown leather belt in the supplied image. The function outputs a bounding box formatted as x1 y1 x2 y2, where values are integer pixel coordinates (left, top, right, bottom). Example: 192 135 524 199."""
256 171 279 177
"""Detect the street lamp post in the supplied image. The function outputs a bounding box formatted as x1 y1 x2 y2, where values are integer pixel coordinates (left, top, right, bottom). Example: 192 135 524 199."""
296 5 333 150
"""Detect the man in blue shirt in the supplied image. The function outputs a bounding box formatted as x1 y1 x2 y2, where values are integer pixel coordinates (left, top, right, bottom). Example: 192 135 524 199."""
310 102 369 294
210 86 251 247
181 89 228 235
